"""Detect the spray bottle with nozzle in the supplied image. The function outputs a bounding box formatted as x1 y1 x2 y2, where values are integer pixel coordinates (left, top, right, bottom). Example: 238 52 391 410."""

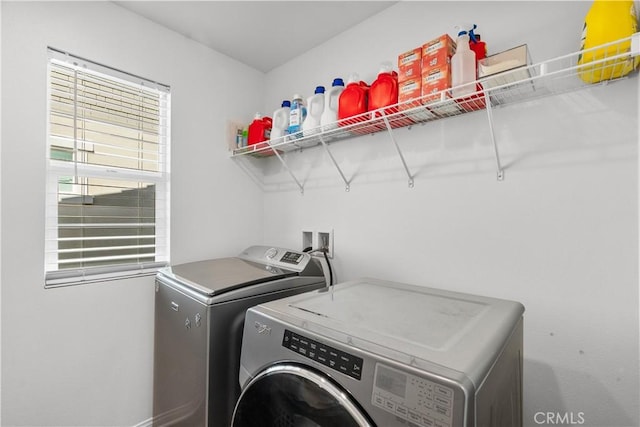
451 23 477 98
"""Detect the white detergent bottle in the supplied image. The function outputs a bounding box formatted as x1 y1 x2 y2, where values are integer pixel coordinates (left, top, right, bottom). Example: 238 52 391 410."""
270 100 291 143
320 78 345 132
302 86 325 137
451 24 477 98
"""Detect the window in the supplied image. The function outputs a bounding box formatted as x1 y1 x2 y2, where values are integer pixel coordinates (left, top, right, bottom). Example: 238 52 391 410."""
45 48 171 287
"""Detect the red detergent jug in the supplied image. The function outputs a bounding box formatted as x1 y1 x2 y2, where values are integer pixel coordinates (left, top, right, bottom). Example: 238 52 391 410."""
247 114 272 146
368 62 412 128
338 73 369 133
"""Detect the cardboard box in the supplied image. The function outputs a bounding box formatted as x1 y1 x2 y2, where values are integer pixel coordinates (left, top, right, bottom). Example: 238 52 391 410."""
421 34 456 71
421 68 464 117
398 47 422 82
421 64 452 88
398 77 421 104
398 77 437 121
421 78 451 103
421 51 451 72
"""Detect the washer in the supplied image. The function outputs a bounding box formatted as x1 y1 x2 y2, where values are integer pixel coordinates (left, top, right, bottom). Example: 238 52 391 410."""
232 278 524 427
152 245 327 427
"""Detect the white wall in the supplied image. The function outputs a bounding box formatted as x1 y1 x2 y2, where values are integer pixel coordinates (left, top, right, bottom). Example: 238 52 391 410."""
1 2 264 426
260 2 639 427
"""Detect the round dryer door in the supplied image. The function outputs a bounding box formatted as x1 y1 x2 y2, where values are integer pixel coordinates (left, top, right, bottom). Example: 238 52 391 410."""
232 364 373 427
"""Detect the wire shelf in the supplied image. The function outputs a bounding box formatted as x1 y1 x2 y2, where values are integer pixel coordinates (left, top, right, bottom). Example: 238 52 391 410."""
233 34 639 191
233 33 639 160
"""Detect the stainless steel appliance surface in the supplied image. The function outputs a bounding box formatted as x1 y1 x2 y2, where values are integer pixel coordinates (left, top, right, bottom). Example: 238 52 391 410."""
232 278 525 427
152 245 326 427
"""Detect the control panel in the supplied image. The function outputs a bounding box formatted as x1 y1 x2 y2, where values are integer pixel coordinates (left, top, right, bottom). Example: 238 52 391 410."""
280 251 304 265
282 330 363 380
238 246 312 273
372 363 456 427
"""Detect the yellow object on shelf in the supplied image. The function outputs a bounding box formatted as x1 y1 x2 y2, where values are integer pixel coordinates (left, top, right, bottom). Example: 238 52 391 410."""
578 0 640 83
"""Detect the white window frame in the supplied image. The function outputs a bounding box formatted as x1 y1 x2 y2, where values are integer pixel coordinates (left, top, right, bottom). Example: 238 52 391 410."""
45 48 171 287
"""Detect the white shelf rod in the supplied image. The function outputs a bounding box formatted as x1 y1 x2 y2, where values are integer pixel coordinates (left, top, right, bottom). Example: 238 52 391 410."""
272 147 304 194
318 134 351 192
485 98 504 181
381 111 415 188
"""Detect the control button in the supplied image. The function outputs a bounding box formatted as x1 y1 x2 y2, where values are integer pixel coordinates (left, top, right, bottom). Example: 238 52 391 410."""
434 385 453 398
434 404 451 418
408 410 421 423
384 400 396 411
422 415 436 426
265 248 278 259
434 394 451 408
396 405 408 417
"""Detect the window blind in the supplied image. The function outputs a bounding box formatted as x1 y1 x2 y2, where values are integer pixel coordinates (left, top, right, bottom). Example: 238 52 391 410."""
45 48 171 287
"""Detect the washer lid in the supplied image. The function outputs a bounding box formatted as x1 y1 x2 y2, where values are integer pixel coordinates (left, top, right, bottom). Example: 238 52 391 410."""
159 257 297 296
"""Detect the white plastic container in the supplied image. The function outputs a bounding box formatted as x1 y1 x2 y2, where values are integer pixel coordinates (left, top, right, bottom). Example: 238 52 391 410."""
288 94 307 139
320 78 345 132
451 25 477 98
270 100 291 142
302 86 325 137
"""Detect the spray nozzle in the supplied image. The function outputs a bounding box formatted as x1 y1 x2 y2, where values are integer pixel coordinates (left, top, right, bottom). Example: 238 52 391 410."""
455 23 477 38
468 24 480 43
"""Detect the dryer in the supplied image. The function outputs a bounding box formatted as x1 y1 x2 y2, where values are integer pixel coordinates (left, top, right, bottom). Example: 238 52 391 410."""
152 245 327 427
232 278 524 427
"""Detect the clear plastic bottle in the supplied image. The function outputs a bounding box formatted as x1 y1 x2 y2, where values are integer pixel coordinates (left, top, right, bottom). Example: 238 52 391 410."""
303 86 325 137
288 94 307 139
320 78 345 132
451 25 477 98
270 100 291 142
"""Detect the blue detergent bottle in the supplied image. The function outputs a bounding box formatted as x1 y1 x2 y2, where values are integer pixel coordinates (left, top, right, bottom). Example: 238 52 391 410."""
288 94 307 139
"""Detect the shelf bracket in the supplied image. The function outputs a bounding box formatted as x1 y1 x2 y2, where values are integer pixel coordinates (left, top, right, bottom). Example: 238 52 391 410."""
318 134 351 192
380 111 415 188
485 98 505 181
272 147 305 194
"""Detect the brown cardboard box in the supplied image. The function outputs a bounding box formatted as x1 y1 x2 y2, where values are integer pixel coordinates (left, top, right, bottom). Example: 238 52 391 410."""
398 77 437 121
398 47 422 82
421 64 452 88
421 66 464 116
421 34 456 71
398 77 422 104
422 49 452 71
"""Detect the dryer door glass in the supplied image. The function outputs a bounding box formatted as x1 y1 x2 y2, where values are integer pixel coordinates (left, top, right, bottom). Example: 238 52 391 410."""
232 364 372 427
